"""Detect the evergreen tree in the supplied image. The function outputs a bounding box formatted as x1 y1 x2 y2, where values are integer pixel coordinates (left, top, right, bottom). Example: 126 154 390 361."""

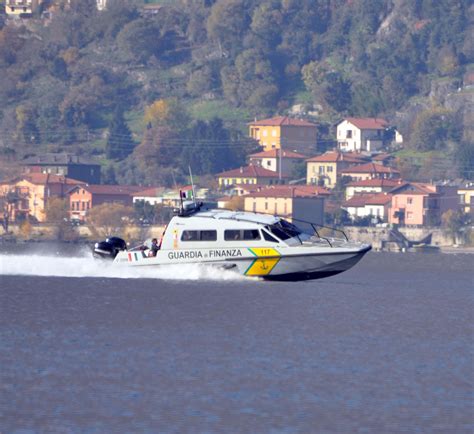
106 108 134 160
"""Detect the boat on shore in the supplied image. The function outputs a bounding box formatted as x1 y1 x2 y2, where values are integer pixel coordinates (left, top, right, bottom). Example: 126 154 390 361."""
93 202 371 281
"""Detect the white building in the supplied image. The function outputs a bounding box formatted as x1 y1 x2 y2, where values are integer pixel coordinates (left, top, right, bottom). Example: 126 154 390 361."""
337 118 388 153
5 0 43 16
248 149 306 178
342 193 392 222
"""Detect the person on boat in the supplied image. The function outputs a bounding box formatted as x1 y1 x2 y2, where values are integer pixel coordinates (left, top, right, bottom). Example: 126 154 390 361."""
149 238 159 257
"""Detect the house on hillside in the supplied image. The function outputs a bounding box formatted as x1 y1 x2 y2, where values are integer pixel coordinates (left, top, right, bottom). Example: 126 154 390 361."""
68 184 144 222
21 153 101 184
248 149 306 178
458 183 474 216
345 178 401 200
243 185 330 225
340 162 401 182
337 118 391 153
342 193 392 223
5 0 43 16
217 165 287 188
132 187 166 206
248 116 317 154
388 182 457 227
306 151 368 188
0 174 84 222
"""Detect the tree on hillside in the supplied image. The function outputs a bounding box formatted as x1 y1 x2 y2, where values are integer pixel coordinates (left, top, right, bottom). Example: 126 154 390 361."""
207 0 250 55
106 108 135 160
180 118 247 175
410 108 461 151
15 105 40 145
302 61 351 113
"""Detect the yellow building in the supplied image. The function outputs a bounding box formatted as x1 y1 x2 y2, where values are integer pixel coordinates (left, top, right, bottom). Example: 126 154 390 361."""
458 185 474 215
243 185 329 224
249 116 317 154
306 151 368 188
217 165 285 188
5 0 43 16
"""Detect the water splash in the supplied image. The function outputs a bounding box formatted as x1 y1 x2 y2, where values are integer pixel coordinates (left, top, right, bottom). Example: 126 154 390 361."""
0 251 247 281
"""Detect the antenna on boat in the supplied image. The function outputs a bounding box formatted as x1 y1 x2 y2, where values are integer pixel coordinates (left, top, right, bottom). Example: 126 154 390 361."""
188 166 196 206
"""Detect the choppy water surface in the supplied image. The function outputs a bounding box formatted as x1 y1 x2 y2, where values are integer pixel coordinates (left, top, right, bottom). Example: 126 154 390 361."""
0 246 473 433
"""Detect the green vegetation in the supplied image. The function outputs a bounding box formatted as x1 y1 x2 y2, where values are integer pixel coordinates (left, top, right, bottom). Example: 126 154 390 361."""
0 0 472 182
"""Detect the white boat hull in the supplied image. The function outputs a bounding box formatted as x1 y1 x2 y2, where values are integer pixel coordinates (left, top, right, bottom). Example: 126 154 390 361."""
114 244 371 281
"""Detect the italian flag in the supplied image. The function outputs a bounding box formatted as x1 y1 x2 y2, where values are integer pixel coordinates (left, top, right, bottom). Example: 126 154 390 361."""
181 189 193 200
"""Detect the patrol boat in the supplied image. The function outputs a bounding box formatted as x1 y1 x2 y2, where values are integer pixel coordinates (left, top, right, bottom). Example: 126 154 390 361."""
93 202 371 281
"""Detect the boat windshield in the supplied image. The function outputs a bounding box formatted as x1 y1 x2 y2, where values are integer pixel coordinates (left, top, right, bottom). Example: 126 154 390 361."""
266 220 302 241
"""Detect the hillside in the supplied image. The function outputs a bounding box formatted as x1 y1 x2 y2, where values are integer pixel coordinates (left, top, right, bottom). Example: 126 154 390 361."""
0 0 472 184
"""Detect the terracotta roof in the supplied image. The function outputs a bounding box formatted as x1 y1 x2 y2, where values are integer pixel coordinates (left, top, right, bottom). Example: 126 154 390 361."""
372 153 394 162
347 178 401 188
21 153 99 166
343 117 388 130
249 116 316 127
389 182 437 195
343 193 392 207
249 149 307 159
132 187 166 197
23 173 86 185
306 151 368 163
341 162 400 175
244 185 331 199
69 184 144 195
217 165 283 179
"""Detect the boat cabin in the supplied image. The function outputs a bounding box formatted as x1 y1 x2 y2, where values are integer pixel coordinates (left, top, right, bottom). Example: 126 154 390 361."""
160 209 307 250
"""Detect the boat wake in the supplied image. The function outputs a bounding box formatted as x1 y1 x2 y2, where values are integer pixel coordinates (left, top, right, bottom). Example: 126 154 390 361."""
0 251 247 281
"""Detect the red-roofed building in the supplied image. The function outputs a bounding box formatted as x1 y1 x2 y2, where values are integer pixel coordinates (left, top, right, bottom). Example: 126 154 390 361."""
345 178 402 200
340 162 401 181
343 193 393 222
131 187 166 206
68 184 144 222
306 151 369 188
243 185 329 224
0 174 85 222
389 182 458 226
217 165 287 188
249 116 317 154
248 149 306 177
337 118 389 152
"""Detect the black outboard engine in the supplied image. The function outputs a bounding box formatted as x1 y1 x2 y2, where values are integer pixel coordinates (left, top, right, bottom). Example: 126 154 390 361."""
93 237 127 260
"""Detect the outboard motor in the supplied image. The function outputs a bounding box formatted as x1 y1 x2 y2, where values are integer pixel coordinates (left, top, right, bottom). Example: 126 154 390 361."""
93 236 127 260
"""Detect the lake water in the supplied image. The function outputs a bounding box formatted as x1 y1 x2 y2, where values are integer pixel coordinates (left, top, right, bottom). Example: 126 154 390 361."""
0 246 473 433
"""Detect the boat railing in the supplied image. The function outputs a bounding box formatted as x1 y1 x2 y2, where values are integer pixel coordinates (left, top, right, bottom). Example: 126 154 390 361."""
289 217 349 248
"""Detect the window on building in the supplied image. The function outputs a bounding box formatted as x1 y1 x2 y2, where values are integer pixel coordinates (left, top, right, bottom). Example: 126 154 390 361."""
272 129 277 137
253 202 256 212
327 166 333 173
265 202 268 210
266 161 271 167
319 166 325 174
407 197 413 204
263 130 268 137
346 130 352 138
181 230 217 242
